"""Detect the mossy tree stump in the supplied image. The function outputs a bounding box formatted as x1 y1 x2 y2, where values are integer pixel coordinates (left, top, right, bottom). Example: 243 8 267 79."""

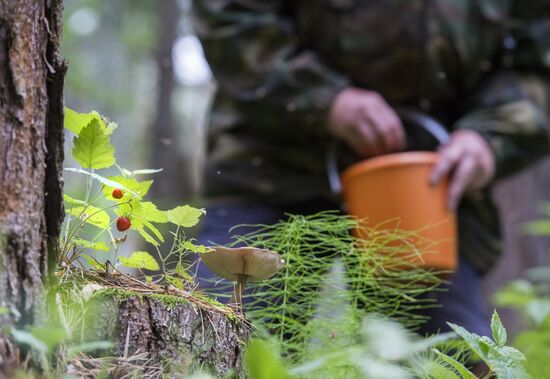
80 289 249 377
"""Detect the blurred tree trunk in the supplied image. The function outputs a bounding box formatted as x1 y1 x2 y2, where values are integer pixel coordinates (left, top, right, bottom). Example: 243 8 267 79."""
150 0 189 206
484 157 550 334
0 0 65 364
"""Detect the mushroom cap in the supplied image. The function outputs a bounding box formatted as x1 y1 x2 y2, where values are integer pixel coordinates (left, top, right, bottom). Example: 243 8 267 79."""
199 246 284 281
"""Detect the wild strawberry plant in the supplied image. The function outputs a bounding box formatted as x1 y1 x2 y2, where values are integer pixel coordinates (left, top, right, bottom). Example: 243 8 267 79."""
60 107 209 284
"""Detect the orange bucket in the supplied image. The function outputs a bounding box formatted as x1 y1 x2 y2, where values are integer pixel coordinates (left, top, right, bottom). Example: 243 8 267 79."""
341 152 457 270
327 109 457 270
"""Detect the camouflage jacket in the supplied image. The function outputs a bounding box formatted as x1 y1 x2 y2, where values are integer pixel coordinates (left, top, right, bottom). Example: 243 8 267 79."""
194 0 550 273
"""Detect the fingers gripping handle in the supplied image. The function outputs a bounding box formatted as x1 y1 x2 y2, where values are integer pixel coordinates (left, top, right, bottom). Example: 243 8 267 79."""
326 108 450 195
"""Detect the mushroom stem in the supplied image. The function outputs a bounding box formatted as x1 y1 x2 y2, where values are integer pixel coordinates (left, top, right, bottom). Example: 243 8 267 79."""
231 274 248 311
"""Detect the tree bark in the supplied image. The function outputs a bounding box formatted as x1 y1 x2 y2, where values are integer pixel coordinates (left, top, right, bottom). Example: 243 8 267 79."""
0 0 65 364
82 292 249 378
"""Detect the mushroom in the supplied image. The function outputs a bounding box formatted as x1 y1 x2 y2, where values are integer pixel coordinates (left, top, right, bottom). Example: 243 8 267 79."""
199 246 285 310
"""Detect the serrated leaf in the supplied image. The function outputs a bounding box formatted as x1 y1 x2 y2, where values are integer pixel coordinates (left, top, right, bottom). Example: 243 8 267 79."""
119 251 160 271
182 240 213 254
64 107 104 135
64 168 138 197
447 323 487 359
432 349 477 379
498 346 526 362
167 205 205 228
72 119 115 169
72 238 110 252
142 202 168 223
105 121 117 135
491 311 507 346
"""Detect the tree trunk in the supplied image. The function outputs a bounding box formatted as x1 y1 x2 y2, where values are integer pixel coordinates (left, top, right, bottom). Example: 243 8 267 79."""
0 0 65 364
150 0 190 206
78 290 249 378
484 157 550 335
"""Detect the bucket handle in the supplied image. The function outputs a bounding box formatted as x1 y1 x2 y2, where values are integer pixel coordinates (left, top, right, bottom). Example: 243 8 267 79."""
326 107 450 195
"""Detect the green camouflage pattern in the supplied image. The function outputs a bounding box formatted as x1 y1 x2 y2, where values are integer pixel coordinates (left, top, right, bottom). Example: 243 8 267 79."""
194 0 550 273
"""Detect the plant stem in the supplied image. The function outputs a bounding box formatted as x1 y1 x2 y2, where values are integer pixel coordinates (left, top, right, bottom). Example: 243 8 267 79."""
231 274 248 312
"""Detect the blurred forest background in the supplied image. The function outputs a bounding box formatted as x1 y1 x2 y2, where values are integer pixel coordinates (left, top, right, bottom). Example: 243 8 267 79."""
62 0 550 334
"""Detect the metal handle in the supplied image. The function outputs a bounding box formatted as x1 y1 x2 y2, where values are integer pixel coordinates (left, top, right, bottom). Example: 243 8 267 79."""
326 107 450 195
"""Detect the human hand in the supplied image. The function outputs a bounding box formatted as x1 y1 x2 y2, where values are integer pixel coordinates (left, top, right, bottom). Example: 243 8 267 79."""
430 129 495 210
328 87 406 157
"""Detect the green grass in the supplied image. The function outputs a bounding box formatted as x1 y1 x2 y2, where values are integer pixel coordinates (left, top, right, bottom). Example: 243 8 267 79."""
222 211 446 363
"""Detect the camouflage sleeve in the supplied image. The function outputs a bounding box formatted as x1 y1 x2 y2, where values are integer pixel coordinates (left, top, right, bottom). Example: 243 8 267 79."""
454 72 549 179
454 2 550 180
193 0 349 135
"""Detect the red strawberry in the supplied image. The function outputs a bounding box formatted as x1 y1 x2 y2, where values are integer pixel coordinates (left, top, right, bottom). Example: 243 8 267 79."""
116 216 131 232
112 188 124 199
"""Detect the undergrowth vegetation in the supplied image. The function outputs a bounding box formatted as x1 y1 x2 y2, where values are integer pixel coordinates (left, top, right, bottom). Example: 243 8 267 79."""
228 212 445 361
3 108 541 378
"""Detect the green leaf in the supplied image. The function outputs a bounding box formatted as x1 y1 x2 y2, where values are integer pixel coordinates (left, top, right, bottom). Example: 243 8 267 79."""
119 251 160 271
526 299 550 326
448 322 530 379
30 327 67 351
175 262 194 283
524 220 550 235
102 175 152 199
130 168 163 176
165 274 184 290
82 254 103 269
245 339 289 379
65 206 110 230
72 119 115 169
64 107 103 135
72 238 110 252
0 307 8 315
65 197 111 230
498 346 526 362
491 311 507 347
142 202 168 223
143 220 164 244
494 280 535 308
11 329 48 354
63 193 87 206
167 205 205 228
432 349 477 379
182 240 213 254
105 121 117 135
64 169 138 197
134 224 160 246
417 359 461 379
